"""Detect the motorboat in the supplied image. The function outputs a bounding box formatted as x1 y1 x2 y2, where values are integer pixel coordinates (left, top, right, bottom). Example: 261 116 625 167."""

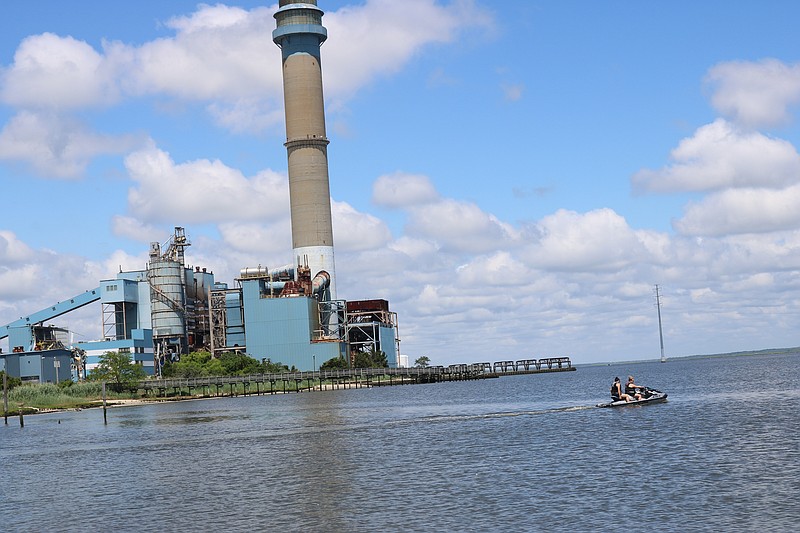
597 387 667 408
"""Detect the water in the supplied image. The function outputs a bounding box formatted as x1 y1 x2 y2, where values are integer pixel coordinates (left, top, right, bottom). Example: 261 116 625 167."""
2 353 798 532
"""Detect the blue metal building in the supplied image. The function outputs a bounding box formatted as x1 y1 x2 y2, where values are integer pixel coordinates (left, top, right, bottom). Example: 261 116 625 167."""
1 228 400 381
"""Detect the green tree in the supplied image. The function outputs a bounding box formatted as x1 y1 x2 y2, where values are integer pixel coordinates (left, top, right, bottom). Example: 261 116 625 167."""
1 371 22 390
218 351 262 375
205 358 225 376
353 350 388 369
261 358 290 373
163 351 213 378
415 356 431 368
320 356 349 370
89 351 146 391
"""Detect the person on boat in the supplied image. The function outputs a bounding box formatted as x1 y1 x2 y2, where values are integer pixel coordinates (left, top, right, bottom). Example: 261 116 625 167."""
625 375 645 400
611 377 633 402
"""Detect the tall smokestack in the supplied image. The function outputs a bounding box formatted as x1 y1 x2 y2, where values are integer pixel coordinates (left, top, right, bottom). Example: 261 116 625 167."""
273 0 336 299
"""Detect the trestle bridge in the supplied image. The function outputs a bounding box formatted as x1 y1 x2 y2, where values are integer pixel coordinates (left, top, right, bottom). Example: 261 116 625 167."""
134 357 574 398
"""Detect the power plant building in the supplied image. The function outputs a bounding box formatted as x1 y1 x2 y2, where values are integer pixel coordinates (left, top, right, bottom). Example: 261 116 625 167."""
0 1 401 381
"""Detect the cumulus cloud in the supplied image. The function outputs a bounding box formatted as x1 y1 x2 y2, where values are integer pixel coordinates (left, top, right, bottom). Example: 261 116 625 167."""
0 263 46 301
632 119 800 194
372 172 439 208
332 200 393 252
0 230 36 263
0 33 120 110
706 59 800 129
406 198 518 254
456 251 530 286
111 216 169 244
674 185 800 236
217 221 292 256
207 98 285 134
0 232 103 305
522 208 649 272
0 1 493 133
323 0 494 102
0 111 142 178
125 6 281 101
124 145 289 223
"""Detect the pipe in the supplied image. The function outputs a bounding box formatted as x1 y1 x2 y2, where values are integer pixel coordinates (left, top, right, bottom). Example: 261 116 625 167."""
311 270 330 299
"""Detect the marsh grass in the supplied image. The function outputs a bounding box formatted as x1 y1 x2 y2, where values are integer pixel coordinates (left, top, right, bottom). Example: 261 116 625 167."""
4 382 138 412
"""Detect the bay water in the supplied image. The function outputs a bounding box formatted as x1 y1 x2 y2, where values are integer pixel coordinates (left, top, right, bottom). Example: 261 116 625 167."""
2 353 798 532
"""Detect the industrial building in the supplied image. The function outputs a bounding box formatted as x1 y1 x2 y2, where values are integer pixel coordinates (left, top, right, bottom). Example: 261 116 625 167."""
0 1 401 382
0 228 400 382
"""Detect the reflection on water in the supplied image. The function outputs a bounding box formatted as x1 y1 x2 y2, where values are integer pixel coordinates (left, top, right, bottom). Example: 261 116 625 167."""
1 353 798 531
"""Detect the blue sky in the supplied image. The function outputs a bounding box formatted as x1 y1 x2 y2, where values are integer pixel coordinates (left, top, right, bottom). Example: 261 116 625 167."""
2 0 800 365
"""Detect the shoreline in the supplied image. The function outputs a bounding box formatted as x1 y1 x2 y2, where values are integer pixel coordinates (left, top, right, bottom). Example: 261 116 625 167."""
5 381 364 416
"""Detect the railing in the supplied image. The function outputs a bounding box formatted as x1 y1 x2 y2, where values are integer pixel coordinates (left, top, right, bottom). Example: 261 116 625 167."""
136 357 573 391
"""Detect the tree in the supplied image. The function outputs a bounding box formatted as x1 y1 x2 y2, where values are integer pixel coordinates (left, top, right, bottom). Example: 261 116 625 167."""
218 351 262 375
415 356 431 368
320 356 349 370
1 371 22 390
89 351 146 391
163 351 213 378
353 350 388 369
261 358 290 373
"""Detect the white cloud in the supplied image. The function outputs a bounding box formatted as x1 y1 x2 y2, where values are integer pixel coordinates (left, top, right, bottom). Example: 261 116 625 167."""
502 83 524 102
124 145 289 223
372 171 439 208
675 185 800 236
456 251 530 286
207 98 285 134
126 6 281 102
217 221 292 256
332 200 393 252
0 33 120 110
388 236 439 258
0 2 493 134
0 263 45 300
406 198 518 254
0 230 36 263
632 119 800 193
706 59 800 129
0 111 142 178
323 0 494 102
111 216 169 244
521 208 649 272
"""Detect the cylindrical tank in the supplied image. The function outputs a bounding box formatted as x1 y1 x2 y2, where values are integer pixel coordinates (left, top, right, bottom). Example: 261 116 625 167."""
148 258 186 338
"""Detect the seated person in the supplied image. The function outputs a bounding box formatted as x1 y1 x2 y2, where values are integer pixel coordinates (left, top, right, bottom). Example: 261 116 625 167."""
611 377 633 402
625 375 644 400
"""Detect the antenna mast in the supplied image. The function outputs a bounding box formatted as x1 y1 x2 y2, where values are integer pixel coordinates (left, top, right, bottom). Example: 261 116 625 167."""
654 284 666 362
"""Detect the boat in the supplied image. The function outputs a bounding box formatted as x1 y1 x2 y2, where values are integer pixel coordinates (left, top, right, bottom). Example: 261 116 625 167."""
596 387 668 408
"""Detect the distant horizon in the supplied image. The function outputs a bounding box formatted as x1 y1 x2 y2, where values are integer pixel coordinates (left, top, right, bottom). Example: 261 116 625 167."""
576 346 800 367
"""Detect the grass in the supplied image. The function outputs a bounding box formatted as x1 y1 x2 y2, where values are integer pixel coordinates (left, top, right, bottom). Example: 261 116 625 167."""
2 382 139 414
2 374 395 414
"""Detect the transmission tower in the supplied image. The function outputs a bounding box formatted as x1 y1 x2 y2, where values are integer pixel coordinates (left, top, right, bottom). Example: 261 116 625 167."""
654 284 666 362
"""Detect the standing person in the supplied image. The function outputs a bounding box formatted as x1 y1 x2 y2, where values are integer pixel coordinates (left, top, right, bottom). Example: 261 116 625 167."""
626 376 644 400
611 377 633 402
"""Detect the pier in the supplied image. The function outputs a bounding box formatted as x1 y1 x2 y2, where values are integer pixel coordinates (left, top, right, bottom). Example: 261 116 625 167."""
134 357 575 398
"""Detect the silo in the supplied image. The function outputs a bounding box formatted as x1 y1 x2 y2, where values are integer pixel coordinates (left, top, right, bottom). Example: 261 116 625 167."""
148 253 186 342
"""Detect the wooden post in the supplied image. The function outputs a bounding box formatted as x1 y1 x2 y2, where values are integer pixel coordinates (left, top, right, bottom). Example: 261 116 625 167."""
19 403 24 428
3 372 7 425
102 382 108 425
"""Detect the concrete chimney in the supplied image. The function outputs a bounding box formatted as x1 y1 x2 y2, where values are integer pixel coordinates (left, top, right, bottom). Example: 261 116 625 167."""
273 0 336 299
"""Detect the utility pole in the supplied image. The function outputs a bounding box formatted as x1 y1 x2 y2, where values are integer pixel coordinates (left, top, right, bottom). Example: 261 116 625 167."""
654 285 666 362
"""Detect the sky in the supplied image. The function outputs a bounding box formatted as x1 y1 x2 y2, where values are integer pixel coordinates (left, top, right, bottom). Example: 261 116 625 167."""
1 0 800 366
